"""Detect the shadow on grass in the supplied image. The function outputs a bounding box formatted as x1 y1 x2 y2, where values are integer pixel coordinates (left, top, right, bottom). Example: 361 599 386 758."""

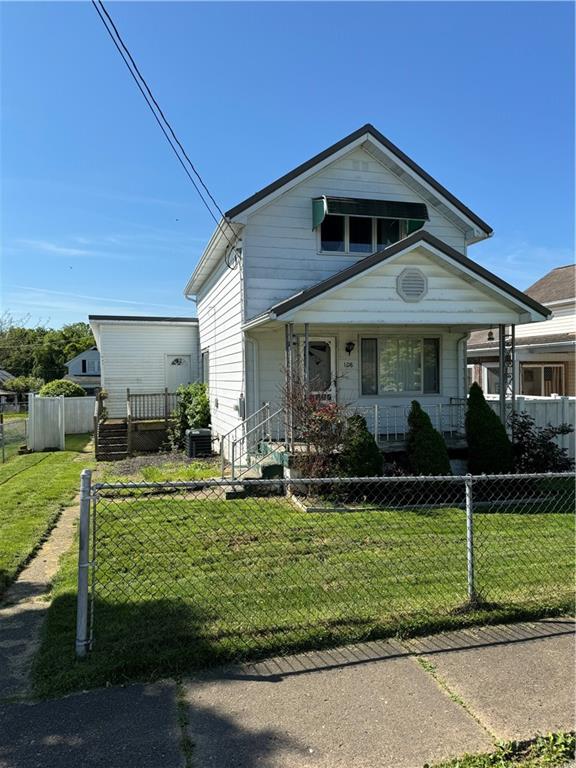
32 589 574 700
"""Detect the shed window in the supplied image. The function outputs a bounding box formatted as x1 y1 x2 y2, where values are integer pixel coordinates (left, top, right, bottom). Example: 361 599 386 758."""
360 336 440 395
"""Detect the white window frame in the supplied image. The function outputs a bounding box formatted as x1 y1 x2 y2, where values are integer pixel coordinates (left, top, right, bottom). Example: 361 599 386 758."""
481 363 500 395
520 363 565 396
359 334 442 397
318 214 413 255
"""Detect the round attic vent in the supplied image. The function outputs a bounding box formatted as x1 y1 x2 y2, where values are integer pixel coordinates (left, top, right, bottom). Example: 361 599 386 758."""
397 268 427 303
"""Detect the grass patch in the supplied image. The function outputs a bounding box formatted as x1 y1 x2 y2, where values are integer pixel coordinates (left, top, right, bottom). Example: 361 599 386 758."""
1 411 28 421
0 433 94 596
428 732 575 767
33 493 574 698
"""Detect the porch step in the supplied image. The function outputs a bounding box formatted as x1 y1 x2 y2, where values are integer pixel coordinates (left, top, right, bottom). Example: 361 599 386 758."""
96 450 128 461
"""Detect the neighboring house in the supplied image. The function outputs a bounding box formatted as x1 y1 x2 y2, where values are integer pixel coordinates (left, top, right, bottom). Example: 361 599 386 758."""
65 347 101 396
468 265 575 396
184 123 550 459
89 316 200 418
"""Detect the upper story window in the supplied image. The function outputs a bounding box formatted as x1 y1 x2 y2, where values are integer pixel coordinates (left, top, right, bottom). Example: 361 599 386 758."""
313 197 428 255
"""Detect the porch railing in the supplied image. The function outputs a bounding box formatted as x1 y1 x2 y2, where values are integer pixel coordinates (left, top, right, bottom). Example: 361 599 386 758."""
126 389 178 422
351 401 466 443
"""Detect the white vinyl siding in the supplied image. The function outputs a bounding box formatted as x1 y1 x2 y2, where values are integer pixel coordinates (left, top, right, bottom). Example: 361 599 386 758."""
243 147 468 319
98 322 200 418
282 249 524 326
196 257 244 440
515 301 575 339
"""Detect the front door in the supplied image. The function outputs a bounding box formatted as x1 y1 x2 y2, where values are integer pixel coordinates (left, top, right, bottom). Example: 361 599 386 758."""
166 354 192 391
301 337 336 401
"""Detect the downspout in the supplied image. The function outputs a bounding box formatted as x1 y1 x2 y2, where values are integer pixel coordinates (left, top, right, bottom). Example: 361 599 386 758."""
456 332 470 399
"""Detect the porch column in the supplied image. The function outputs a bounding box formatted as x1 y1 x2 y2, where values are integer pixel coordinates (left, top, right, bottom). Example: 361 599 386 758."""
284 322 295 450
498 324 516 430
304 323 309 384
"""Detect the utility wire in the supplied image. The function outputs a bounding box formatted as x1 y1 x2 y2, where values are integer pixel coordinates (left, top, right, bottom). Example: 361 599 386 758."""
91 0 237 256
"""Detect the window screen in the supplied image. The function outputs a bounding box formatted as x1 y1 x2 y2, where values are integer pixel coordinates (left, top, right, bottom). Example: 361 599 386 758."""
360 338 378 395
320 215 345 252
349 217 372 253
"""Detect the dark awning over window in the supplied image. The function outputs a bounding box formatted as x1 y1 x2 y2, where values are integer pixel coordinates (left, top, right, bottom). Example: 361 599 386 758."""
312 196 429 229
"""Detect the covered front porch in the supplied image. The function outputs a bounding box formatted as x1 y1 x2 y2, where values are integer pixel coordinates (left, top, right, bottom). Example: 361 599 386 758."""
246 321 473 448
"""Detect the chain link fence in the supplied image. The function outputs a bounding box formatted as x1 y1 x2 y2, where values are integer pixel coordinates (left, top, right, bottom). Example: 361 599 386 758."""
75 472 575 664
0 416 27 463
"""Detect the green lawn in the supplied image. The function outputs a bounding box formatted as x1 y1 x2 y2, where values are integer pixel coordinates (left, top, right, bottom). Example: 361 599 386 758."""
429 732 575 767
33 490 574 698
0 434 93 596
1 411 28 421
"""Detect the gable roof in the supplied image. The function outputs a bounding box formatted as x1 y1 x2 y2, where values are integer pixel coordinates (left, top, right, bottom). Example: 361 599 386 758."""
266 230 549 319
226 123 493 235
525 264 575 305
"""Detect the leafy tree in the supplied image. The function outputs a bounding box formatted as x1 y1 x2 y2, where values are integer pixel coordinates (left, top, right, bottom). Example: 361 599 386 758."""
465 382 513 474
38 380 86 397
406 400 451 475
511 410 574 473
3 375 45 401
0 316 95 382
339 414 382 477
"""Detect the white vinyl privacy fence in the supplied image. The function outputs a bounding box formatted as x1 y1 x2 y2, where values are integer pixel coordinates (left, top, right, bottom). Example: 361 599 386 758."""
486 395 575 458
27 394 95 451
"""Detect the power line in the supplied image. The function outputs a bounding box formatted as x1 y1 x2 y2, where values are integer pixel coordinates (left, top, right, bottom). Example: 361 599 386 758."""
91 0 238 258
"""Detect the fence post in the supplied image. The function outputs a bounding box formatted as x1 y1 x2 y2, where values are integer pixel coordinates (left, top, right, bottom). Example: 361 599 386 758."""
164 387 169 429
465 474 476 603
0 413 4 464
75 468 93 658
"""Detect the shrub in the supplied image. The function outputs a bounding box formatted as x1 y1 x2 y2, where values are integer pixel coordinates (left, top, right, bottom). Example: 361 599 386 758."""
465 383 513 474
511 410 574 473
3 375 44 400
38 379 85 397
170 383 210 450
406 400 451 476
339 414 382 477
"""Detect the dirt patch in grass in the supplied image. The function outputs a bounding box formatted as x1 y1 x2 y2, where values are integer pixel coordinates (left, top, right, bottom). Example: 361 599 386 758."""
97 451 220 484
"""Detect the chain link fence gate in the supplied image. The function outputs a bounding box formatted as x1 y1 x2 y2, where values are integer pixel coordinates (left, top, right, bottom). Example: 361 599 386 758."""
75 471 575 662
0 414 27 463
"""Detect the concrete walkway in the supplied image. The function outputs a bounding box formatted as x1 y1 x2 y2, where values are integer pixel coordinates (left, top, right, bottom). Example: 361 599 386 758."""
0 501 79 700
0 618 573 768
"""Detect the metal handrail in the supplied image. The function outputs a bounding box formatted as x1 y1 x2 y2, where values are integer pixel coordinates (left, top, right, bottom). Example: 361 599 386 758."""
230 407 285 480
220 402 271 476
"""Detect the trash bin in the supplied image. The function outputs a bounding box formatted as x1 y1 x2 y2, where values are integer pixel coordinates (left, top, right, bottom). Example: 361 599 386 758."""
185 428 212 458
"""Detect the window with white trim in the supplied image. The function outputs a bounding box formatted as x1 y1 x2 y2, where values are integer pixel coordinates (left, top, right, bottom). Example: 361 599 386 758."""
360 336 440 395
201 350 210 388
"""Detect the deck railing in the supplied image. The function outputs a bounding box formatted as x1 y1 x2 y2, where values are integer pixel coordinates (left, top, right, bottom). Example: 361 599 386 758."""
126 389 178 422
351 401 466 443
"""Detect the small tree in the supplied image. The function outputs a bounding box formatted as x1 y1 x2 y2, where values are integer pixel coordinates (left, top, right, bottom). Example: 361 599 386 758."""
406 400 451 476
511 411 574 473
170 383 210 450
38 379 85 397
4 375 44 402
339 414 382 477
465 383 513 474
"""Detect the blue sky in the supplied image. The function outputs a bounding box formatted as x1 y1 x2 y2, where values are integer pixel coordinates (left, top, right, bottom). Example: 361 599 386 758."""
1 1 574 327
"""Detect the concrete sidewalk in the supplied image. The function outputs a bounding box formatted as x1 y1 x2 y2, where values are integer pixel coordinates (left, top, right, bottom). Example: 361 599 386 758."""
0 618 573 768
181 618 575 768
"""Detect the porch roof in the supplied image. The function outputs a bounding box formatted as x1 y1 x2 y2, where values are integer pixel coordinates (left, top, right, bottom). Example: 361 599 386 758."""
244 232 550 329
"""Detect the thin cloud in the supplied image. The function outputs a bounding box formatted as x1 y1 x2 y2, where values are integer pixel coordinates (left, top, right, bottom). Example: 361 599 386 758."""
6 284 185 311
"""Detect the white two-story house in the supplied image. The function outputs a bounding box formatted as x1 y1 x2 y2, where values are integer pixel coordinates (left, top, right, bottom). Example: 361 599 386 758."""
184 124 549 464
